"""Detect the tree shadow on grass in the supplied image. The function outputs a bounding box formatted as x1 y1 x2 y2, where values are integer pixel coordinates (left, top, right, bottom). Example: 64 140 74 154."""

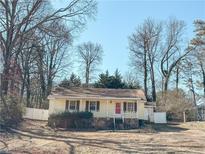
8 127 200 154
0 140 8 152
149 123 189 132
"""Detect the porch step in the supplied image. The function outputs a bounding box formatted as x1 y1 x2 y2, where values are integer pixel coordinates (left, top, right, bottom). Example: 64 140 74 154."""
113 117 124 130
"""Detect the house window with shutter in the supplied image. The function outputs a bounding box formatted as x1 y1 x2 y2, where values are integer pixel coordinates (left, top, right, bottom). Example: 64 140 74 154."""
70 101 76 110
90 101 96 111
65 100 80 111
123 102 137 112
85 101 100 112
128 102 134 112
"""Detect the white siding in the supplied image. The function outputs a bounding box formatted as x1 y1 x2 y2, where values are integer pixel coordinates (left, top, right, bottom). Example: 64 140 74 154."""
48 98 145 119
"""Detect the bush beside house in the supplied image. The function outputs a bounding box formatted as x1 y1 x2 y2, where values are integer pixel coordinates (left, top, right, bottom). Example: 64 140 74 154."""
48 111 140 130
48 111 93 129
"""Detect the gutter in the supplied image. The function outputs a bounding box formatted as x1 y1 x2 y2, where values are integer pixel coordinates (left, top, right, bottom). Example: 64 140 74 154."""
48 96 146 102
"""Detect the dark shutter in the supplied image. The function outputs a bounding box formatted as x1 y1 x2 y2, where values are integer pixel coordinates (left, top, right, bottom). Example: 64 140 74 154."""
123 102 127 112
86 101 89 111
77 100 80 111
97 101 100 111
134 102 137 112
65 100 69 111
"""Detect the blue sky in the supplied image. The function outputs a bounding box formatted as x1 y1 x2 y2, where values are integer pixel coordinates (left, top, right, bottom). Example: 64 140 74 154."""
52 0 205 77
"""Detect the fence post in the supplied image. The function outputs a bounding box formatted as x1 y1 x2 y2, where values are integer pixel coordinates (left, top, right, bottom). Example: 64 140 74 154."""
183 111 186 123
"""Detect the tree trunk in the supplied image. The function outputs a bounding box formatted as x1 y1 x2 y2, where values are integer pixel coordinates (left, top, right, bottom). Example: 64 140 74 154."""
37 47 46 108
26 72 31 107
150 64 156 102
200 62 205 97
47 65 53 96
47 51 54 96
47 77 53 96
2 62 10 95
144 52 148 100
176 66 179 92
20 72 26 99
203 71 205 97
39 73 46 108
161 75 164 95
85 66 89 87
164 75 169 92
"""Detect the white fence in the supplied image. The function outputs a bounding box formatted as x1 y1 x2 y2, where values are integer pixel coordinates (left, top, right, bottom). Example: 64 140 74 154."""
23 107 48 121
144 106 167 123
154 112 167 123
144 107 154 122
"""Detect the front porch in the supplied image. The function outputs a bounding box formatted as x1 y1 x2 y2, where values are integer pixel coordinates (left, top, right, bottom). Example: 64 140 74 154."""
93 117 139 130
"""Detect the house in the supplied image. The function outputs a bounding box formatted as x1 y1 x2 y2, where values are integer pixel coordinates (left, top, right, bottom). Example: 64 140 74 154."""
48 87 147 128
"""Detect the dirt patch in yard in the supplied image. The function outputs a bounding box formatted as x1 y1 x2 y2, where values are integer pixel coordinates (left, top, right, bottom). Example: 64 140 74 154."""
1 120 205 154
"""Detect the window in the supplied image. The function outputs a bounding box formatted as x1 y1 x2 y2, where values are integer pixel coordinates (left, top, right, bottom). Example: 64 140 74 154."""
123 102 137 112
128 102 134 112
86 101 100 112
90 101 97 111
70 101 76 110
65 100 80 111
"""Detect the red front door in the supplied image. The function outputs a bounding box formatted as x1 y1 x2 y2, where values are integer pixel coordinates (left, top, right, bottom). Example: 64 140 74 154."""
115 103 121 114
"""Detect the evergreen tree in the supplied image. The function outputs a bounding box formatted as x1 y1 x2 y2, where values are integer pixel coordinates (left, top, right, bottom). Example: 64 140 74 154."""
94 69 140 89
59 73 81 88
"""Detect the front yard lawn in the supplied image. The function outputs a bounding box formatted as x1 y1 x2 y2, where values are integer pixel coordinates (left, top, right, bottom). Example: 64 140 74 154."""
1 120 205 154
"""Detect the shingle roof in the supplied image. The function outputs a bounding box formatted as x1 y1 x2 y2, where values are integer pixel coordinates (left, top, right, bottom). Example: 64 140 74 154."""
48 87 146 100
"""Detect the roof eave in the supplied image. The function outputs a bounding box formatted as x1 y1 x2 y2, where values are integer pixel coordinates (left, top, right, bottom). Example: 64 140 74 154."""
48 95 145 101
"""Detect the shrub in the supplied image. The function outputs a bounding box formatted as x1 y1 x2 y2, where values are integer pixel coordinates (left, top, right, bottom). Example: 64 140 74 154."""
48 111 93 129
157 90 195 122
0 96 25 127
49 111 93 119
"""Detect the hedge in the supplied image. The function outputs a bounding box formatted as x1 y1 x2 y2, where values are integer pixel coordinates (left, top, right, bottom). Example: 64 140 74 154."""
49 111 93 119
48 111 93 129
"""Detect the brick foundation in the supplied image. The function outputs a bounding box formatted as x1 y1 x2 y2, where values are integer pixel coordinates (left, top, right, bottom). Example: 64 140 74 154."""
93 118 114 129
93 118 139 129
48 117 139 129
124 118 139 129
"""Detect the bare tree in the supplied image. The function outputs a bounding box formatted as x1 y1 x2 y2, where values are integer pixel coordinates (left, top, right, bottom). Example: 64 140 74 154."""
190 20 205 96
129 22 149 100
160 18 191 92
123 71 141 89
128 18 161 101
77 42 103 86
181 58 197 105
185 49 205 97
146 20 161 101
42 21 71 97
174 63 181 92
18 19 72 108
19 41 36 106
0 0 97 95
